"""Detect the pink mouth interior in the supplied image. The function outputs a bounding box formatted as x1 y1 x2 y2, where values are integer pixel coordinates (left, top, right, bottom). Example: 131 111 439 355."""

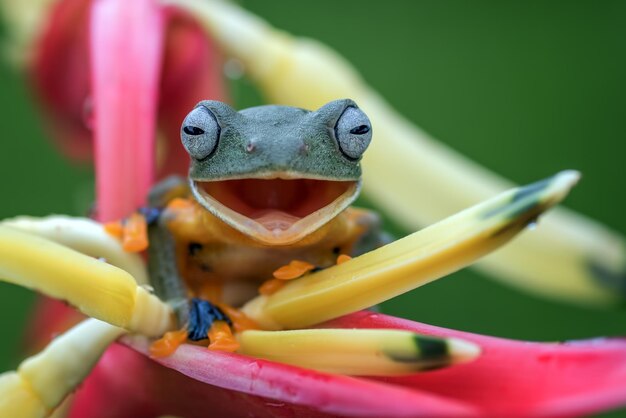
198 179 355 230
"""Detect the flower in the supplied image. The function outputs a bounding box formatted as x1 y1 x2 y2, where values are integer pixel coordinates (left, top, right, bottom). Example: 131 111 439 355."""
1 1 626 417
22 300 626 417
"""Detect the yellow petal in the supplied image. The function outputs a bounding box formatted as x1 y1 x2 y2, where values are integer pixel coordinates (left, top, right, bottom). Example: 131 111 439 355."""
239 328 479 376
243 172 578 329
0 225 172 336
0 319 124 417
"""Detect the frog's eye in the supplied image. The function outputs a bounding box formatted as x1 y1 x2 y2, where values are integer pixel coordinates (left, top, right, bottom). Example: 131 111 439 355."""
334 106 372 160
181 106 220 160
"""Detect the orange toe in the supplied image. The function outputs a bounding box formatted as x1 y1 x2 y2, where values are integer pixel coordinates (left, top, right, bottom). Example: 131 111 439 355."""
122 212 149 252
149 329 188 358
337 254 352 265
103 221 124 239
273 260 315 280
208 321 240 352
258 278 286 296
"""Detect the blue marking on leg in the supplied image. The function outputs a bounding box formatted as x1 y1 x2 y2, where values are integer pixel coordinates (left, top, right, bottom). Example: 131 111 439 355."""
187 298 232 341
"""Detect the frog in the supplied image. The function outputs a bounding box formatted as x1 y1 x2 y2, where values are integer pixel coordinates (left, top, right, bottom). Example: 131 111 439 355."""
142 99 387 352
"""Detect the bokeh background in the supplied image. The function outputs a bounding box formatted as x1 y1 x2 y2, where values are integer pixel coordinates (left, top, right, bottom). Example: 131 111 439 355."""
0 0 625 414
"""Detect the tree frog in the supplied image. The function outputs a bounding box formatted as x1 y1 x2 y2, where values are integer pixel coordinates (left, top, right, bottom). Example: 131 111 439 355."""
144 99 385 351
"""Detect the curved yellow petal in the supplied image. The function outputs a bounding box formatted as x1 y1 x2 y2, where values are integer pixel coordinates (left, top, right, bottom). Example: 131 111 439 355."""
0 225 173 336
0 319 124 418
239 328 479 376
243 172 578 329
2 215 149 284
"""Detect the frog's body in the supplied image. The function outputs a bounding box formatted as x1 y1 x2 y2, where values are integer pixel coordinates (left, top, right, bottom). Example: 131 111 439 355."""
163 197 379 304
148 99 381 315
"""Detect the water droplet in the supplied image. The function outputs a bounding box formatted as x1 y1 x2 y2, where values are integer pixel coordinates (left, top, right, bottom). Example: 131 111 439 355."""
527 221 538 230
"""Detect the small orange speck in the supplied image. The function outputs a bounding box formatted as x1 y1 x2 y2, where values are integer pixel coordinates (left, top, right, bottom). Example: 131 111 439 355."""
218 303 260 332
258 278 286 296
337 254 352 265
149 329 188 358
208 321 240 352
167 197 194 210
273 260 315 280
103 221 123 239
122 212 148 252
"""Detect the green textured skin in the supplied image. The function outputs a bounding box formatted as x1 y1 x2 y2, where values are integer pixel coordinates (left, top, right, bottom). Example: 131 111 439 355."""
188 99 363 181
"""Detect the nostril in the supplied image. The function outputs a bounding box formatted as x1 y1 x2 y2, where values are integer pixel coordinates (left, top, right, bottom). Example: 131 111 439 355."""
246 142 256 153
299 143 310 155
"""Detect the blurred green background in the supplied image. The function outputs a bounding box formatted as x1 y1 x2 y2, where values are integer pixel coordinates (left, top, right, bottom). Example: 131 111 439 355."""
0 0 625 414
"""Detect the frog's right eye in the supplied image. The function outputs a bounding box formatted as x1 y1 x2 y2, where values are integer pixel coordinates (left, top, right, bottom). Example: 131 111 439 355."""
181 106 220 160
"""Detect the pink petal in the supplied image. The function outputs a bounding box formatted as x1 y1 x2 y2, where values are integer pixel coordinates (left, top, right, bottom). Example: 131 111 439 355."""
31 0 226 202
156 7 228 180
90 0 165 220
68 342 477 418
325 312 626 417
23 298 83 350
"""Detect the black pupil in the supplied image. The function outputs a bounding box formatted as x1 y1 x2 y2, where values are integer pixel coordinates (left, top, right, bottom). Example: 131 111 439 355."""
184 126 205 136
350 125 370 135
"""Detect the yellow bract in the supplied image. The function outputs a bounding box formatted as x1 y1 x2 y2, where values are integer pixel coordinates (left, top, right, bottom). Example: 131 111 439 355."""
239 329 479 376
0 225 173 336
243 172 579 329
0 319 125 418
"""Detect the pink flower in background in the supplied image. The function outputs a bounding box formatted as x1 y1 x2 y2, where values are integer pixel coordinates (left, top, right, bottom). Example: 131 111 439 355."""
32 0 226 220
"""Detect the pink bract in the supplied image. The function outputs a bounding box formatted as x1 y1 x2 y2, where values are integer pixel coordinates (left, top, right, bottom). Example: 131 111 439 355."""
63 311 626 418
32 0 226 220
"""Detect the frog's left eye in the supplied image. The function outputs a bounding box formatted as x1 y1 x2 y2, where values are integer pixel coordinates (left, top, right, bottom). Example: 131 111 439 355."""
181 106 220 160
334 106 372 160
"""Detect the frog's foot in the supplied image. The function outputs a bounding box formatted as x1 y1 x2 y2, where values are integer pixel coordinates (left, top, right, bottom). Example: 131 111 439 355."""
104 210 155 253
187 298 231 340
336 254 352 264
258 260 316 296
217 303 260 333
151 299 240 356
272 260 316 280
149 329 189 358
208 321 240 351
259 257 352 296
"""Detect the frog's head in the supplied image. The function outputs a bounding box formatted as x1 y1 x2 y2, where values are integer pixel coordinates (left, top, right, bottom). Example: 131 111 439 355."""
181 99 372 245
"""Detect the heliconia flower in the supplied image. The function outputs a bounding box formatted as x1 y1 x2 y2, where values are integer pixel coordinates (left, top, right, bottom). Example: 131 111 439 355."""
1 1 626 418
59 311 626 418
5 0 625 306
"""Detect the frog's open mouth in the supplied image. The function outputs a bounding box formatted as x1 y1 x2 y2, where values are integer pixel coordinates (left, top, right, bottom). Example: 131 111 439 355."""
191 177 360 245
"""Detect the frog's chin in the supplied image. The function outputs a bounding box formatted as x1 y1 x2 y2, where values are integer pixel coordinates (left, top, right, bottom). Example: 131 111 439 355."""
190 177 361 245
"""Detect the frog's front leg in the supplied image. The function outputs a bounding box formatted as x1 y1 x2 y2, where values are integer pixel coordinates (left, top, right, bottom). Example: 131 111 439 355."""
147 182 241 354
148 214 240 355
346 207 393 257
146 212 190 326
